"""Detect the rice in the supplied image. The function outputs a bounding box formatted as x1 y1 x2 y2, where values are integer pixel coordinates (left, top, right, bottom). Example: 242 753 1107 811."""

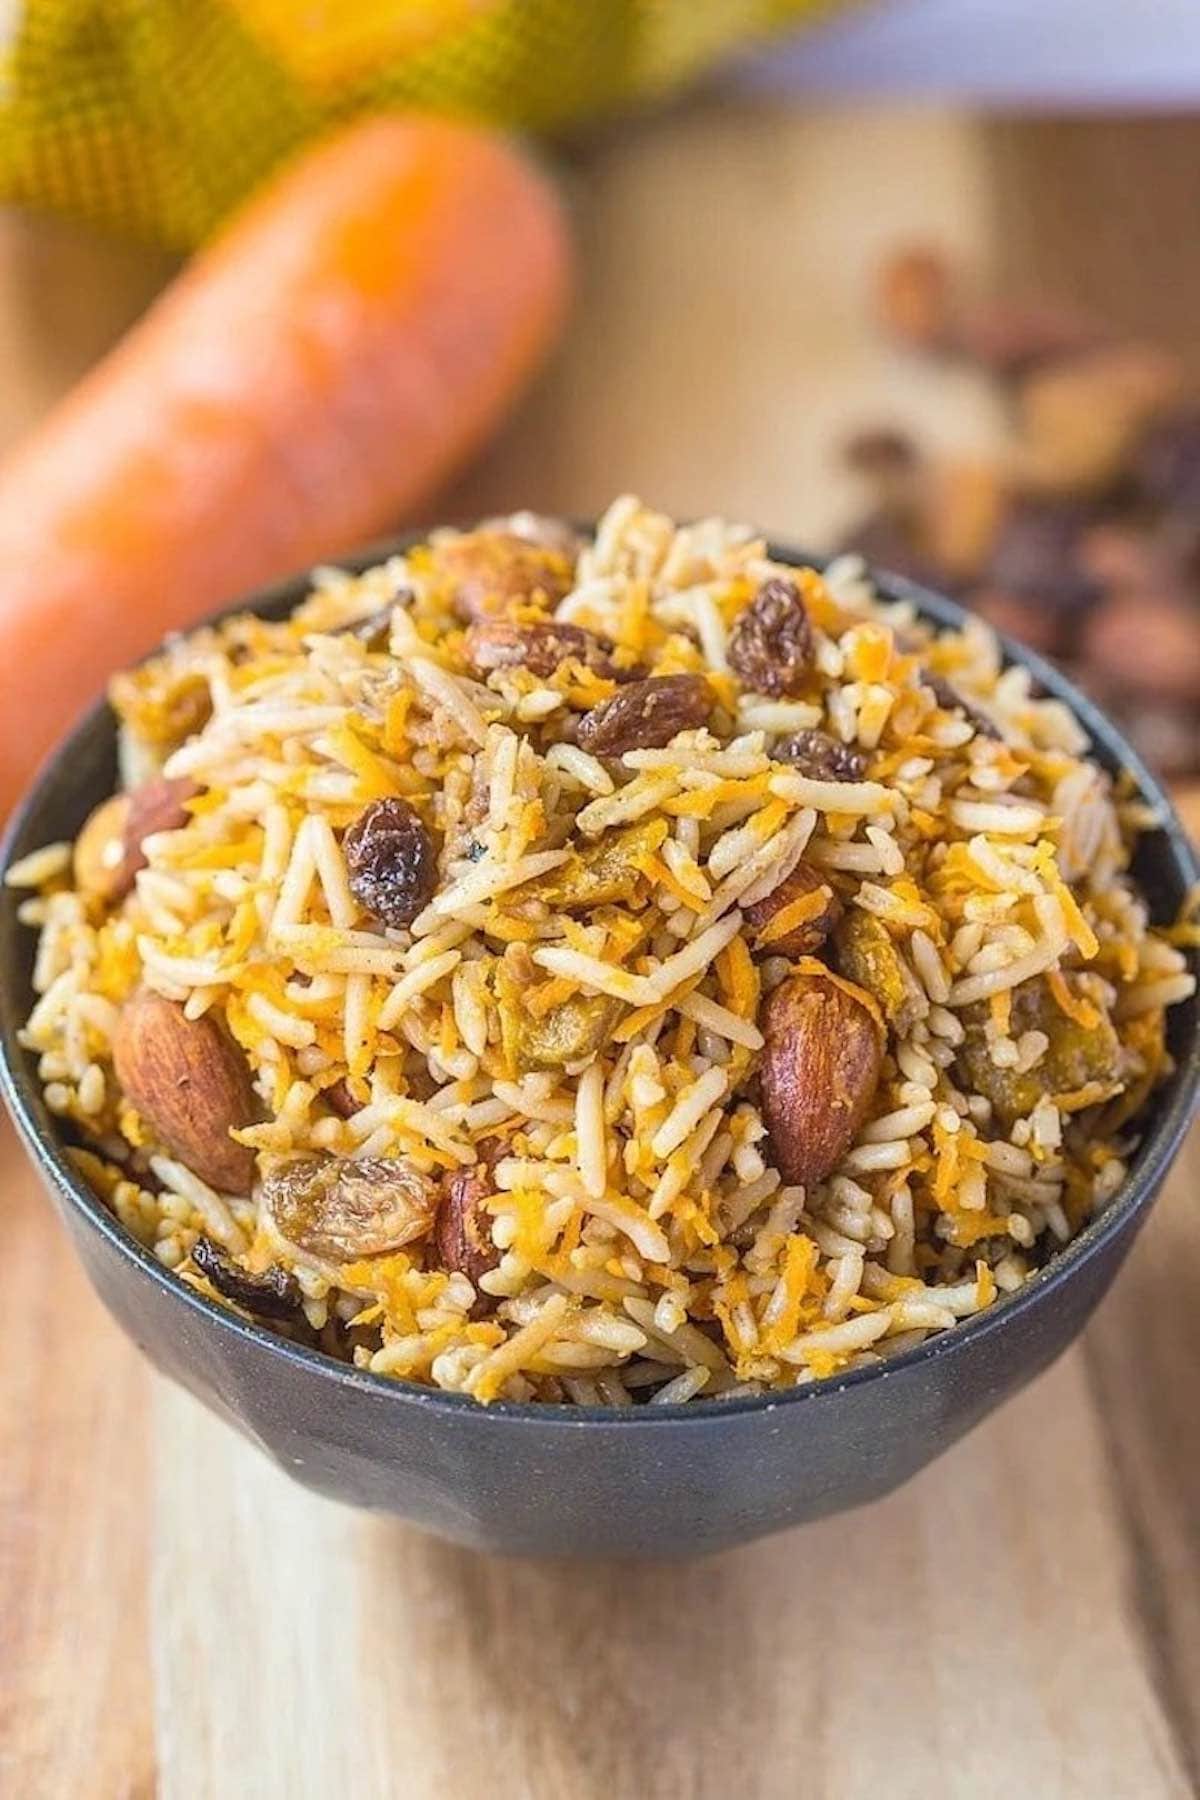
9 495 1194 1406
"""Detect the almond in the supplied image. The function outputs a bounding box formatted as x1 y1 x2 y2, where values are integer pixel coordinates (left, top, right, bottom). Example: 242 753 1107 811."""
112 990 258 1193
743 860 842 958
760 970 884 1189
73 776 196 908
73 794 134 904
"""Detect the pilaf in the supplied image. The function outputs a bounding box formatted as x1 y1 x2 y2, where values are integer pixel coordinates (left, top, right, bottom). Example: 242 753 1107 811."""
7 497 1196 1405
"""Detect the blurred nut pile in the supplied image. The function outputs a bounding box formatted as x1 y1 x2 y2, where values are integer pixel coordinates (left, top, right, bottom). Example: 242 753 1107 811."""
839 246 1200 776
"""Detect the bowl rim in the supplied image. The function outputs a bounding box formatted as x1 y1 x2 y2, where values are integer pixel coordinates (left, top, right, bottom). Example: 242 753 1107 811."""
1 531 1197 1429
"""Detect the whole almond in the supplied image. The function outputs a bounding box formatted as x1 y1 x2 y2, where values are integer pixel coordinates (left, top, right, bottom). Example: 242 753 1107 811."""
112 990 258 1193
74 777 196 907
73 794 134 904
760 970 883 1189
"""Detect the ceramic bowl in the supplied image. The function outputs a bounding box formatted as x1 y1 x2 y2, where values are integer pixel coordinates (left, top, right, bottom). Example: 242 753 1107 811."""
2 538 1196 1558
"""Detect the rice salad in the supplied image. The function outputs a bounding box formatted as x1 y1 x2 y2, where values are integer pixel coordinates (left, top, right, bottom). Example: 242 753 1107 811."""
9 497 1196 1406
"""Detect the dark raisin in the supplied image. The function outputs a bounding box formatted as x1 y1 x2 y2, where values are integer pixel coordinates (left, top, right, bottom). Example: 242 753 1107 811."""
986 498 1099 614
728 577 816 697
343 797 437 928
776 728 868 782
325 1078 363 1118
464 618 622 681
576 674 712 755
191 1235 301 1320
435 1152 502 1306
922 672 1002 740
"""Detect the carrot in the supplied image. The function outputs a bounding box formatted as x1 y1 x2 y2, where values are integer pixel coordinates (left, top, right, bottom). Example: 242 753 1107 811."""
0 115 570 818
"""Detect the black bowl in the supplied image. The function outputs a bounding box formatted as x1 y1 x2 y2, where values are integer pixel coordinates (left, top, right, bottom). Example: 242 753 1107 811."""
2 538 1197 1559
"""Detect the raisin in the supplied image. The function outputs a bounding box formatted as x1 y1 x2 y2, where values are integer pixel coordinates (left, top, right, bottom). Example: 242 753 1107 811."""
464 618 622 681
576 674 712 755
324 1078 363 1118
191 1235 302 1321
435 1153 502 1303
430 530 574 623
264 1156 439 1261
776 728 868 783
922 672 1002 740
343 797 437 928
743 860 842 957
728 577 816 697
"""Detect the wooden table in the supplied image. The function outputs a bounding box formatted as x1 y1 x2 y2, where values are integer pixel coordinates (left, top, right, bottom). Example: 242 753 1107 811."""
2 102 1198 1799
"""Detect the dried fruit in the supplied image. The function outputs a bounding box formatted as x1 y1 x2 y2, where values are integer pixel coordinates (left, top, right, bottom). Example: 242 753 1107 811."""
343 797 437 928
923 461 1006 582
1018 346 1182 496
190 1235 301 1320
324 1078 363 1118
430 529 574 623
760 970 884 1187
112 990 258 1192
728 577 815 698
435 1154 502 1300
73 793 134 904
955 296 1106 380
264 1155 439 1260
957 976 1122 1128
743 860 842 958
525 820 662 912
576 674 712 755
464 617 621 681
834 910 925 1034
921 672 1001 741
986 497 1098 613
1081 591 1200 703
775 729 867 784
516 993 622 1073
969 590 1064 657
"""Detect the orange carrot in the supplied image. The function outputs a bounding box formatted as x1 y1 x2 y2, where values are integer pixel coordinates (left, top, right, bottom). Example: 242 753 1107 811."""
0 115 570 817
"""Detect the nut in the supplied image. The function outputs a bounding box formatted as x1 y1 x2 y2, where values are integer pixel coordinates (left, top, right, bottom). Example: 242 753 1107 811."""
435 1155 502 1302
760 970 884 1188
263 1155 439 1261
576 674 712 755
1018 345 1183 496
112 990 258 1192
74 776 197 907
429 529 574 622
73 794 134 904
464 618 622 681
743 860 842 958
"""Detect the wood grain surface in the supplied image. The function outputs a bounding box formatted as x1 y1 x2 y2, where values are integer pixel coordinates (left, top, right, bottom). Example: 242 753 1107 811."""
1 103 1197 1800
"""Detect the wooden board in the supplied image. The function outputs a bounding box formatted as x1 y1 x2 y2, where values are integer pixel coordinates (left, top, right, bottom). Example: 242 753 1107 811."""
1 103 1198 1800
